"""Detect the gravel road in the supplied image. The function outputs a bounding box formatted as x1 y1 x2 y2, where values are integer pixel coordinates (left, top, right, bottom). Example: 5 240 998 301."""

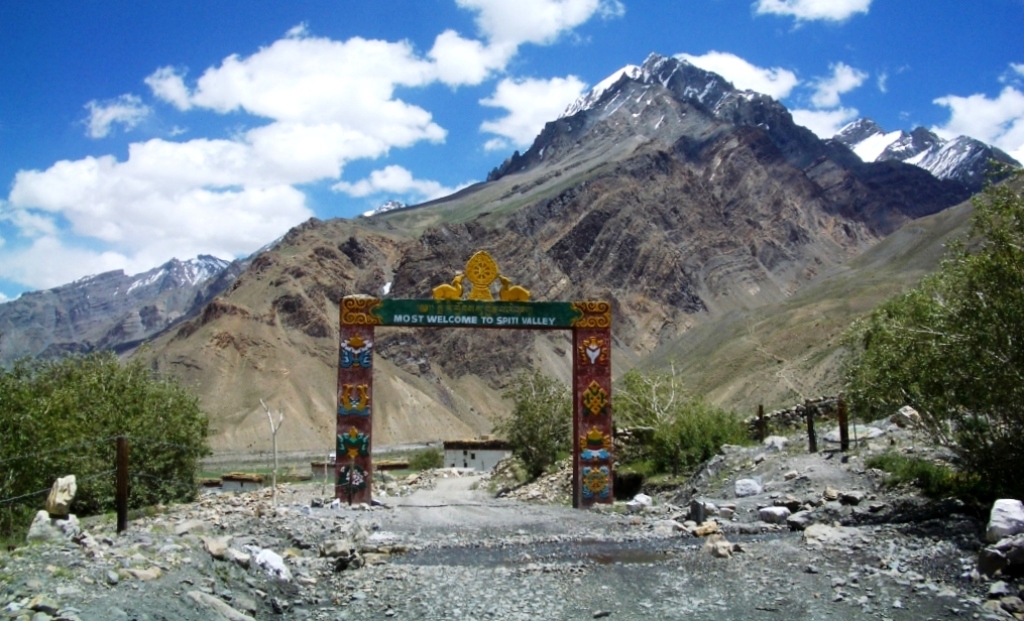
1 429 1004 621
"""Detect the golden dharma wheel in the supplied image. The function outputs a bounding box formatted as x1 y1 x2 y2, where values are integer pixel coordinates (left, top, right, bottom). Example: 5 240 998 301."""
464 251 498 300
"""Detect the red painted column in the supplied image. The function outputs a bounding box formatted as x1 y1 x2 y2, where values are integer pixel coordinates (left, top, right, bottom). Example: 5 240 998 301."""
572 324 614 508
336 296 379 505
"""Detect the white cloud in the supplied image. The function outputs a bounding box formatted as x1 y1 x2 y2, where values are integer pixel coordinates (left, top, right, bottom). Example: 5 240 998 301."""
332 165 465 201
480 76 587 149
678 51 799 99
754 0 871 22
145 67 192 110
791 107 860 138
4 145 314 290
0 292 8 304
84 94 151 138
933 86 1024 163
458 0 623 48
428 30 508 86
809 62 867 108
877 71 888 94
1000 63 1024 85
0 236 133 291
0 207 57 238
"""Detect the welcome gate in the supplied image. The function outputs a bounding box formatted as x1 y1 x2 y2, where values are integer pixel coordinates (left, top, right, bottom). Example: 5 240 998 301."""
336 251 613 509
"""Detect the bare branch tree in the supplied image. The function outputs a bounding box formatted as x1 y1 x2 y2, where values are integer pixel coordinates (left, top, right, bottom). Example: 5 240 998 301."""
260 399 285 508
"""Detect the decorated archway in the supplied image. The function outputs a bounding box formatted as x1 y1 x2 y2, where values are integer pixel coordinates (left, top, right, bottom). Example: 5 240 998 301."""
336 251 613 509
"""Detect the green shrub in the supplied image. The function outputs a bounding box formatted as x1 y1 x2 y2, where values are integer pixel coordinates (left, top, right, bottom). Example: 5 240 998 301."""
865 452 984 500
495 370 571 479
617 368 748 476
0 352 209 539
408 447 444 471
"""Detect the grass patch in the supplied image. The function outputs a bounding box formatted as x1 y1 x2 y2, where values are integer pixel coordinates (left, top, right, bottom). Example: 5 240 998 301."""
866 452 984 500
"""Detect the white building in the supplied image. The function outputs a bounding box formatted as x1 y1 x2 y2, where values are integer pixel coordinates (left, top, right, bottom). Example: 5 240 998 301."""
443 439 512 472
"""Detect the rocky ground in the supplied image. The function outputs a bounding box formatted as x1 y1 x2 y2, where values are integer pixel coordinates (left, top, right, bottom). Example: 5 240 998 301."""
3 417 1021 621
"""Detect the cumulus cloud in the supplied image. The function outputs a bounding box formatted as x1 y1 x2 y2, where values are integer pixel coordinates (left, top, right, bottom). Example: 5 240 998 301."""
332 165 466 201
809 62 868 108
933 85 1024 163
84 94 151 138
791 107 860 138
459 0 623 49
480 76 587 149
754 0 871 22
678 51 799 99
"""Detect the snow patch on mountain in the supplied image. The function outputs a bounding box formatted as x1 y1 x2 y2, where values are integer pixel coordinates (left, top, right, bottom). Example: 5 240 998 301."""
852 130 903 163
361 200 407 218
561 65 642 118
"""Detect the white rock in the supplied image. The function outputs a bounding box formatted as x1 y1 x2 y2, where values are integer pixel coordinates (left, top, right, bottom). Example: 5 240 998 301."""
735 478 763 497
45 475 76 518
26 511 80 543
763 436 788 452
891 405 922 428
824 425 884 443
626 493 653 513
759 506 791 524
255 548 292 581
987 499 1024 543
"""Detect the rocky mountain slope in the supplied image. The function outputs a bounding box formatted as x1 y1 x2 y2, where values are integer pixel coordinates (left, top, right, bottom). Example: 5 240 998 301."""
0 256 242 365
6 53 1006 454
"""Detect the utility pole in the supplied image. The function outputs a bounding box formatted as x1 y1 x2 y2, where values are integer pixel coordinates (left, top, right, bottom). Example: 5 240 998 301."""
260 399 284 508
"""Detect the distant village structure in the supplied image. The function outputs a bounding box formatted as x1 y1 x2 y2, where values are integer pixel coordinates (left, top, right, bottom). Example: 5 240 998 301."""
442 438 512 471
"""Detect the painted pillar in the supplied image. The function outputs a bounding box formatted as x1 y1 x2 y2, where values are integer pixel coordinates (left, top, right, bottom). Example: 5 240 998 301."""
336 296 380 505
572 302 614 508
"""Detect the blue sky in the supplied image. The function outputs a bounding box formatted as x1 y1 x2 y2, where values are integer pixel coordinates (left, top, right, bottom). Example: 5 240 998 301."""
1 0 1023 301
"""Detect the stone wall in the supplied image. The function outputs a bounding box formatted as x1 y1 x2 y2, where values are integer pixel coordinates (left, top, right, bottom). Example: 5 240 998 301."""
745 397 840 438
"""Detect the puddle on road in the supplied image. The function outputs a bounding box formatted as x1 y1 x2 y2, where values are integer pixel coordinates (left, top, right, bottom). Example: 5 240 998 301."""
394 538 684 568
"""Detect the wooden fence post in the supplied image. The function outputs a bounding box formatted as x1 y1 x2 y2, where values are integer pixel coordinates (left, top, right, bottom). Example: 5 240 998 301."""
757 404 766 442
838 398 850 452
805 402 817 454
116 437 129 533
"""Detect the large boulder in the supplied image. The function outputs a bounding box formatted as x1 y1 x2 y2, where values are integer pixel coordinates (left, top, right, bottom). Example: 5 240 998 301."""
735 478 763 498
45 475 76 518
26 510 81 543
987 499 1024 543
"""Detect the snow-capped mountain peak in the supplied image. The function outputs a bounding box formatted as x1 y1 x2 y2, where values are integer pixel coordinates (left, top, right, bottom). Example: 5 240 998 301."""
561 64 643 118
361 200 407 218
833 118 1020 189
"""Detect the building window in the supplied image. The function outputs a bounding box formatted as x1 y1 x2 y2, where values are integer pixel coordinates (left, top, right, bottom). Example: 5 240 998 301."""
470 452 476 460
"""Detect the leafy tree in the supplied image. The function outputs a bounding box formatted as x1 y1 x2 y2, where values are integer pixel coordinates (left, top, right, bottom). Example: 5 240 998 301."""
616 367 748 476
0 352 209 539
843 172 1024 498
408 447 444 471
495 370 571 479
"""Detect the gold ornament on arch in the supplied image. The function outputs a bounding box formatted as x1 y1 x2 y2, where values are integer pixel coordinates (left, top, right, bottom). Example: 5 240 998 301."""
431 250 531 302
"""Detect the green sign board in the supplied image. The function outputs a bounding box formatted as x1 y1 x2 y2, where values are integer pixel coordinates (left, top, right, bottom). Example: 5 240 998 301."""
374 299 583 329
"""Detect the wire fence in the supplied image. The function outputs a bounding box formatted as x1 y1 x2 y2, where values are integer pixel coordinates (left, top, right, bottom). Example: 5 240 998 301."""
0 435 212 532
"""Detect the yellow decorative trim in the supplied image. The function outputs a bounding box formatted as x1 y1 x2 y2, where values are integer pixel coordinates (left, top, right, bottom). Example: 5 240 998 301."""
341 295 382 326
577 336 609 367
570 301 611 328
430 250 531 302
432 274 465 300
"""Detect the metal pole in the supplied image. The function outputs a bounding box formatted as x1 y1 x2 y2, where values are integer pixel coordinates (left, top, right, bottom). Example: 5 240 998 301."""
805 402 817 454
